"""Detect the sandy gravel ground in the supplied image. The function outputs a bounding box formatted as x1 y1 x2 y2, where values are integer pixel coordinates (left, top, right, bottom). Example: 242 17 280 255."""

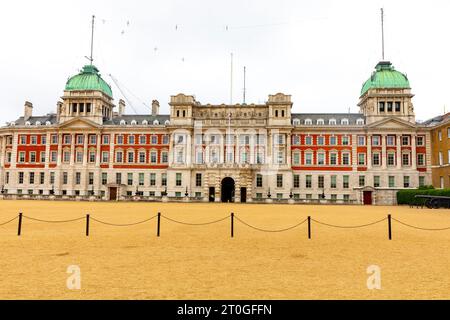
0 200 449 300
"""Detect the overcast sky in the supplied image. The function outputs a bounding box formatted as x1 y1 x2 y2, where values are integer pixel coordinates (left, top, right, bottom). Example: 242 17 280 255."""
1 0 449 122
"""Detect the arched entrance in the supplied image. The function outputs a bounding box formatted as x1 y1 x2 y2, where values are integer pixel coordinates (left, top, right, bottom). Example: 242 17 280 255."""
221 177 235 203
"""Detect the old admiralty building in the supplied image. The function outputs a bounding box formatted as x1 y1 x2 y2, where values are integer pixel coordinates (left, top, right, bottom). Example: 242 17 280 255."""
0 61 432 205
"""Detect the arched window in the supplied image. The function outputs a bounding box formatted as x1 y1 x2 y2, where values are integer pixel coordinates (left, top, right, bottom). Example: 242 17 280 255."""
164 120 170 125
293 118 300 125
131 120 137 125
153 119 160 125
329 118 337 125
25 121 31 126
35 121 41 126
45 121 51 126
142 120 148 125
317 119 324 125
341 118 349 125
356 118 365 125
305 119 312 125
120 120 126 126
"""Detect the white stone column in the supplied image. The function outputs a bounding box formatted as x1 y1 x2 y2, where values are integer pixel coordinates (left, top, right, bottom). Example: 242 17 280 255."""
82 133 88 166
69 133 75 166
381 134 387 169
95 133 101 166
186 132 192 165
44 132 51 169
367 134 372 169
56 133 63 166
286 133 291 165
351 134 357 171
10 132 18 169
109 133 115 169
411 134 417 169
0 136 6 168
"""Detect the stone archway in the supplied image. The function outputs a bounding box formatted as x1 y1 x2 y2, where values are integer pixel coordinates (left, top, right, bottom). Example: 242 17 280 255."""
221 177 235 203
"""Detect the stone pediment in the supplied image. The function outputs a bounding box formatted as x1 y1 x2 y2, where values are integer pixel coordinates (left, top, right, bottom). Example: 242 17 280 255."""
58 117 100 129
366 117 416 130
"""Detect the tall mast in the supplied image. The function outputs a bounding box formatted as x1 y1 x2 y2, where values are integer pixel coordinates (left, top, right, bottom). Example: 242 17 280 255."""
243 66 246 104
90 15 95 65
230 53 233 105
381 8 385 61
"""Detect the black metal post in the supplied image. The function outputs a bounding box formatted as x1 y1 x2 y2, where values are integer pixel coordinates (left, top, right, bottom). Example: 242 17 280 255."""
388 214 392 240
307 216 311 239
231 212 234 238
86 214 90 236
157 212 161 237
17 212 22 236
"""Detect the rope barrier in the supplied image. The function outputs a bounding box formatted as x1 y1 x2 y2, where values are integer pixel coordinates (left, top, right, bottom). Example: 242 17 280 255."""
311 217 387 229
161 215 230 226
392 217 450 231
90 215 158 227
234 215 308 233
0 215 18 226
22 215 86 223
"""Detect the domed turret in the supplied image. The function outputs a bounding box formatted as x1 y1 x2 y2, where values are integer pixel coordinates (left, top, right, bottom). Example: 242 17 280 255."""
360 61 410 96
358 61 415 124
65 65 113 98
58 64 115 125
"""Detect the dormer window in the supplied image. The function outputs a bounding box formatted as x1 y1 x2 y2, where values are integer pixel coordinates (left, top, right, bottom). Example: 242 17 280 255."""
341 118 349 125
153 119 160 125
25 121 31 126
35 121 41 126
45 121 51 126
293 119 300 125
305 119 312 125
329 119 336 125
131 120 137 125
317 119 324 125
164 120 170 125
356 118 365 125
120 120 126 126
142 120 148 125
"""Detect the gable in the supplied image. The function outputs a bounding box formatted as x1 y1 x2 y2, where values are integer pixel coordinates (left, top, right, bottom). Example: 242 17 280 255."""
367 118 416 130
58 118 100 129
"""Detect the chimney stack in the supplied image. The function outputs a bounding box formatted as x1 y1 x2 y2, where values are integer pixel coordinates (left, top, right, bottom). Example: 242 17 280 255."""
118 99 126 116
24 101 33 121
152 100 160 116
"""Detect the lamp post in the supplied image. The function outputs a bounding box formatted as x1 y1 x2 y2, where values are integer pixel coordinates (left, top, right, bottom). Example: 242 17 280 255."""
185 186 189 197
289 189 293 199
50 184 55 195
267 187 271 199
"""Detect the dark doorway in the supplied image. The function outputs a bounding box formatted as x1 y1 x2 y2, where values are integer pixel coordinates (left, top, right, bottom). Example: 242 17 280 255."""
240 187 247 203
109 187 117 201
209 187 215 202
363 191 372 205
221 177 235 203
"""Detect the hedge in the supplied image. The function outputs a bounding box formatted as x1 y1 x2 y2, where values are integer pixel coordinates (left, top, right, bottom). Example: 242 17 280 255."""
397 188 450 205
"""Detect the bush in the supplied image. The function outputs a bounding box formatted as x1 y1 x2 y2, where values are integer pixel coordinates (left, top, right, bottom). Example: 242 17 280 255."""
397 188 450 205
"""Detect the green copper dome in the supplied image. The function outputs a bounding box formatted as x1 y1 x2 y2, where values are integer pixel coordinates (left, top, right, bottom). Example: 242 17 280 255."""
65 65 113 97
360 61 410 96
